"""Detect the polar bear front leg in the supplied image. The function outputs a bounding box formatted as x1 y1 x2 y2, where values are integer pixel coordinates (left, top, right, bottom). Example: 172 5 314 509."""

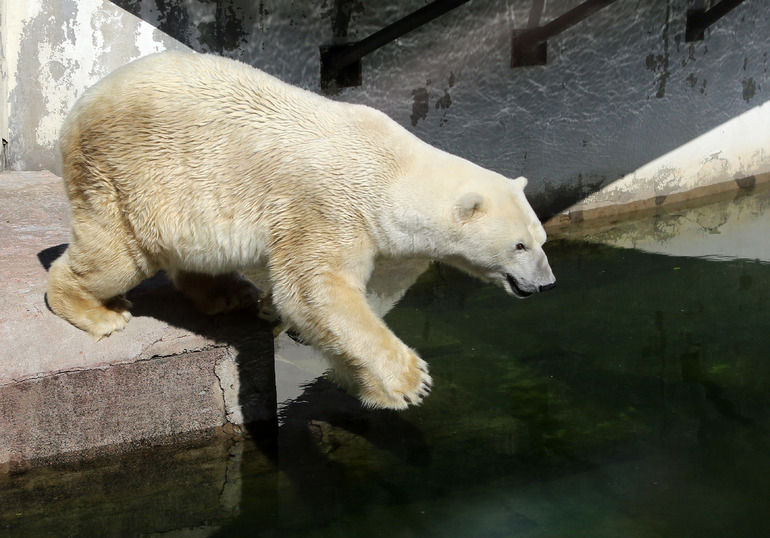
276 271 433 410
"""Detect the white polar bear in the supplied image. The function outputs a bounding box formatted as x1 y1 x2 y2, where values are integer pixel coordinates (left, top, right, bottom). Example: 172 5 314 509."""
47 52 555 410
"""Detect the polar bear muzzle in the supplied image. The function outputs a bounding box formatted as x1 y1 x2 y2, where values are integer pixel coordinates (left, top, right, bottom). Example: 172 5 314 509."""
506 274 556 298
506 273 533 298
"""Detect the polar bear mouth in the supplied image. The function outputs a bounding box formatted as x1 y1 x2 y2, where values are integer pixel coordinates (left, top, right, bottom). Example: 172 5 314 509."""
506 274 533 298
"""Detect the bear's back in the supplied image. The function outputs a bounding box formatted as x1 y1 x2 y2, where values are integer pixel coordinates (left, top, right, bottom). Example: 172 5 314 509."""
59 52 413 268
62 52 407 195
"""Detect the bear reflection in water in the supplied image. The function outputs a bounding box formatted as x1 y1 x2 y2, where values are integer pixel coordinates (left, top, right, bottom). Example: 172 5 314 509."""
47 52 555 409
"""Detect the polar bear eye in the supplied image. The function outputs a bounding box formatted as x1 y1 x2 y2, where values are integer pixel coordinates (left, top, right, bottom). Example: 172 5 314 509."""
516 243 526 251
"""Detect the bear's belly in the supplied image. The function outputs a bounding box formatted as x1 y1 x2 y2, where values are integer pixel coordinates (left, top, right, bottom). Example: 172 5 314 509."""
156 219 269 274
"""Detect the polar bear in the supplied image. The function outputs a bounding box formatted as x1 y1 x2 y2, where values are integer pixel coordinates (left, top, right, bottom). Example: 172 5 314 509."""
47 52 555 410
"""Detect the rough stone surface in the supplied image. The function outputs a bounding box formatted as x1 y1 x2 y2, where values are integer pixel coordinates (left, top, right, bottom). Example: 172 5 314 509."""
0 349 226 465
0 171 276 468
0 439 251 535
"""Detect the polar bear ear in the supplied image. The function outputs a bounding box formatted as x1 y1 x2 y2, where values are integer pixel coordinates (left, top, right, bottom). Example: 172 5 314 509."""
456 192 485 222
512 176 528 190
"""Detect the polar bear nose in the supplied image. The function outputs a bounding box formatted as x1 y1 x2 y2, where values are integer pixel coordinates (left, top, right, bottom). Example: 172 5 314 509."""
539 282 556 292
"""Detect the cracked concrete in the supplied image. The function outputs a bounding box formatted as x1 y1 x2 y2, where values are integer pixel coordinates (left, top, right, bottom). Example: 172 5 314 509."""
0 171 276 469
215 351 247 425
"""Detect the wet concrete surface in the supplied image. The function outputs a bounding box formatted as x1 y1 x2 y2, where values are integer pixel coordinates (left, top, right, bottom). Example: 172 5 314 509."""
557 177 770 263
547 173 770 260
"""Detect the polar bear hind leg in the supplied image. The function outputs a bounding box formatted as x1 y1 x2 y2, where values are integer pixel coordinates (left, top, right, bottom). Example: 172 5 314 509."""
171 270 273 318
47 247 145 341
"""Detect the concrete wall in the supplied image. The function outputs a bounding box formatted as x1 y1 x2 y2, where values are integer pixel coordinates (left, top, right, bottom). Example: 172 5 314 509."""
0 0 188 173
560 178 770 263
2 0 769 215
557 99 770 222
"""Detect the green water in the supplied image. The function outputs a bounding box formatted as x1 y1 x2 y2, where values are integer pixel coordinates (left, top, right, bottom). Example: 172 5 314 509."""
2 239 770 537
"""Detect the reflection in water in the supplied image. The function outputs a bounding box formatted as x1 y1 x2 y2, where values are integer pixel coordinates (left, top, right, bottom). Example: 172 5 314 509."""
555 181 770 262
3 192 770 536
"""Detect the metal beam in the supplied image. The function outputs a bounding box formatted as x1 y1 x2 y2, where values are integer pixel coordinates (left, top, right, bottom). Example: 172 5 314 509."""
512 0 616 67
527 0 545 29
321 0 471 91
686 0 747 42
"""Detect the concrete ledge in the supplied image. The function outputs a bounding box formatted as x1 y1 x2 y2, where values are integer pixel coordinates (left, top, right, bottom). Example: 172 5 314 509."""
0 171 276 470
546 172 770 236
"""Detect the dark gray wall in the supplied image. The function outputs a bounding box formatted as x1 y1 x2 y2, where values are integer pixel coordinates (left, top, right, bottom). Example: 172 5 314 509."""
112 0 768 216
10 0 768 217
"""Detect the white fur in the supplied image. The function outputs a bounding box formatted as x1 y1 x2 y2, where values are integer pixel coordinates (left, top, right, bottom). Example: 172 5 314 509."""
48 52 555 409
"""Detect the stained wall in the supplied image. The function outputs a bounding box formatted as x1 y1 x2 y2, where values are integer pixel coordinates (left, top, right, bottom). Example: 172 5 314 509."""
2 0 768 215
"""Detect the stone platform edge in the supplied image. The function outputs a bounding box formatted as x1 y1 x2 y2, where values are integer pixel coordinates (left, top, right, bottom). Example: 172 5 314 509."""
0 171 276 471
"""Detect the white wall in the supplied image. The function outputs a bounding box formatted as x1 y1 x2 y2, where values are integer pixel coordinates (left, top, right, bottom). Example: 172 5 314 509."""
564 98 770 218
338 0 770 213
0 0 188 172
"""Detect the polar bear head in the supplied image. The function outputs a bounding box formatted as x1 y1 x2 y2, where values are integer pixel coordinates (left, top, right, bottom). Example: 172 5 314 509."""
442 175 556 298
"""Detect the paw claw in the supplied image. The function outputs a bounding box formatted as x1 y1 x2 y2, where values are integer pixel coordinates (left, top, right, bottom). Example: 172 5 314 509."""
357 350 432 410
257 293 280 323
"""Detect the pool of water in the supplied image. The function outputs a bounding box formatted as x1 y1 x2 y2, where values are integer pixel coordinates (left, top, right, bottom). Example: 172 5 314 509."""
3 192 770 536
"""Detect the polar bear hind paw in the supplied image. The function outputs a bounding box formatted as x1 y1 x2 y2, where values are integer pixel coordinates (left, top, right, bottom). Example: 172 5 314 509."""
86 296 133 341
256 292 280 323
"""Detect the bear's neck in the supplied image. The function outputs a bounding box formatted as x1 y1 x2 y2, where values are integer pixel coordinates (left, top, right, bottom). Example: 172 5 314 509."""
375 204 448 260
374 150 460 260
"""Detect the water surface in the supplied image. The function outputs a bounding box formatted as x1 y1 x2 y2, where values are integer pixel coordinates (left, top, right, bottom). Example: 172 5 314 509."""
2 193 769 537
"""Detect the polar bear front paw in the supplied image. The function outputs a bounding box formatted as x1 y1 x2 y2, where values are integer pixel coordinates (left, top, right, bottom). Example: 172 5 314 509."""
358 350 433 410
